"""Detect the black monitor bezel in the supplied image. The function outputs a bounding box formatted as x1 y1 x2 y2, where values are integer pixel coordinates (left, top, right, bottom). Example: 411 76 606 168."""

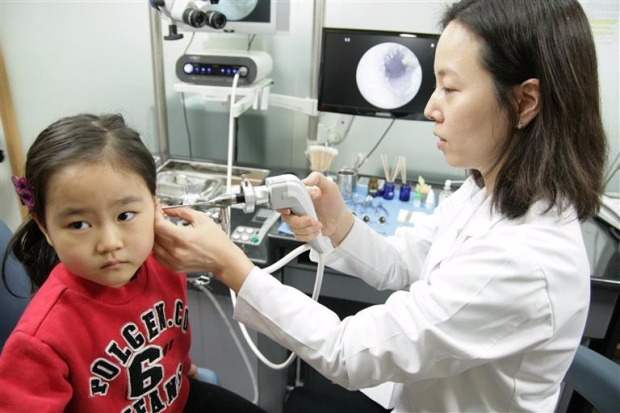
318 27 439 121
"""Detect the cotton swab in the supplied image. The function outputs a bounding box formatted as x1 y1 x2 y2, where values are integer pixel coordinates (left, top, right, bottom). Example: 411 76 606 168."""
381 154 390 182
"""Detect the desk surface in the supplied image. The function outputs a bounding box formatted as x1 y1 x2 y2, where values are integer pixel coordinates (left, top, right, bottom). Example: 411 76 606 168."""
269 214 620 290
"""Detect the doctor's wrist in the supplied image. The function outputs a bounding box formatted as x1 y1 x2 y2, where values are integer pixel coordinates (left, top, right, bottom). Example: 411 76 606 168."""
329 211 355 247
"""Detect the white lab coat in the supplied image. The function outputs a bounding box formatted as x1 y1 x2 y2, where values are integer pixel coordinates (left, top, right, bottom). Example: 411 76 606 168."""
234 177 590 412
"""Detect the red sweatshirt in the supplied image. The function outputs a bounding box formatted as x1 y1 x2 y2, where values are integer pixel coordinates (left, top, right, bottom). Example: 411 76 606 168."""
0 255 192 413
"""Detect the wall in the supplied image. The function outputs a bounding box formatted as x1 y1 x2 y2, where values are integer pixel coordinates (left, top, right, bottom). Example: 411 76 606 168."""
322 0 619 189
1 1 155 230
1 0 618 233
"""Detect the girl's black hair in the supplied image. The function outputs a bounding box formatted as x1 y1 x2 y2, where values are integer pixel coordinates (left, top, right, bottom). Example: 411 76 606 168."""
2 113 157 293
441 0 607 220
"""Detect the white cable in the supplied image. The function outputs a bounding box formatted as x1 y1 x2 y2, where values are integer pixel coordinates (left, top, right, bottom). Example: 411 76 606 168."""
221 70 328 371
228 244 327 370
263 243 311 273
190 279 259 405
226 72 241 193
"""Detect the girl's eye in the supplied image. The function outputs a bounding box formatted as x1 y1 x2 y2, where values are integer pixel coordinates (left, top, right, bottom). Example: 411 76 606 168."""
70 221 90 230
118 211 136 222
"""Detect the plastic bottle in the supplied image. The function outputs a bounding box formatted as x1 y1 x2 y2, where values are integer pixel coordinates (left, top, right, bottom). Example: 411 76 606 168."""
367 177 379 197
426 186 436 210
412 190 422 208
438 179 453 204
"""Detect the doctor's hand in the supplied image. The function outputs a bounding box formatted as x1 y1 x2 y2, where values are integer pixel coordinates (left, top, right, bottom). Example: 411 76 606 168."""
153 207 254 293
279 172 354 247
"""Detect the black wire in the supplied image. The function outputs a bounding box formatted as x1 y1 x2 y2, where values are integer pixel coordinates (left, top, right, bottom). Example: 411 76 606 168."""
180 32 197 159
183 32 196 55
181 92 193 159
247 34 256 51
356 118 396 169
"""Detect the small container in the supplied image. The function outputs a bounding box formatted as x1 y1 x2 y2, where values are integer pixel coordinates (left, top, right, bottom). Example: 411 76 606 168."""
412 190 422 208
399 182 411 202
337 168 357 200
368 177 379 197
438 179 453 204
426 187 436 210
383 182 395 200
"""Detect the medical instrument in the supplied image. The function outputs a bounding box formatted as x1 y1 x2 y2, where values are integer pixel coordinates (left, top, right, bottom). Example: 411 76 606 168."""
164 173 331 370
164 173 332 254
150 0 227 40
176 51 273 87
218 173 330 370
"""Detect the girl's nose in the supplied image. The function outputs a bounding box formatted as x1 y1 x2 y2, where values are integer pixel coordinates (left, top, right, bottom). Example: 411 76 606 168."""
96 225 123 254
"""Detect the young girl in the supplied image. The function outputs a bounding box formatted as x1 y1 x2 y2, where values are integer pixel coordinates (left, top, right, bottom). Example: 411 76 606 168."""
0 113 264 412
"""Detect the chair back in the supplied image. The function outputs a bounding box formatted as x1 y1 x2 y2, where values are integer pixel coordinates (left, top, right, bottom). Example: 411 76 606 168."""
563 344 620 413
0 219 31 351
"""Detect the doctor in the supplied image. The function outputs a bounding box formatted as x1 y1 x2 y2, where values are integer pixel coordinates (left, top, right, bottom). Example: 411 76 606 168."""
154 0 608 411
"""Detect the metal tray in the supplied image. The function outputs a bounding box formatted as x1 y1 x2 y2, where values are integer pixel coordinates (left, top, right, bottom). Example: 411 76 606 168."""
156 159 270 207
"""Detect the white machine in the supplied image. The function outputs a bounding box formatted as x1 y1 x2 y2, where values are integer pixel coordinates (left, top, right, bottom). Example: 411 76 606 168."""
176 50 273 86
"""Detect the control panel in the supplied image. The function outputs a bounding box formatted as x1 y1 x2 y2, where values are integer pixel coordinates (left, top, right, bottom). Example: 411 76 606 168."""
231 208 280 246
176 51 273 87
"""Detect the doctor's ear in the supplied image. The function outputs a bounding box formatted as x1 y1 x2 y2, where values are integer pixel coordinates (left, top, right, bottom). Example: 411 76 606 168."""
514 78 541 128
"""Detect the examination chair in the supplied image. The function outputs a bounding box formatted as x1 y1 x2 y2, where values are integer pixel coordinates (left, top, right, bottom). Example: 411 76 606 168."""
0 218 31 352
559 344 620 413
0 218 219 384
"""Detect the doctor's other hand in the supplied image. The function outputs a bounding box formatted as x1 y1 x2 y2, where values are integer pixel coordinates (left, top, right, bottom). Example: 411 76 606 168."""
153 207 253 293
278 172 354 247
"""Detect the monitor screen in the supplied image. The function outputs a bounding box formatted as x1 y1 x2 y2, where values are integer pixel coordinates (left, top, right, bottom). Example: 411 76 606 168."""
318 28 439 121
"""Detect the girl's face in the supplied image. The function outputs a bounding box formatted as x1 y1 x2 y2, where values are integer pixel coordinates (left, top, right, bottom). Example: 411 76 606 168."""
37 162 156 288
424 21 511 187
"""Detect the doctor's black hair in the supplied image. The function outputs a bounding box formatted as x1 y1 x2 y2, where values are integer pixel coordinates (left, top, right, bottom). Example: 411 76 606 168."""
2 113 157 293
441 0 607 221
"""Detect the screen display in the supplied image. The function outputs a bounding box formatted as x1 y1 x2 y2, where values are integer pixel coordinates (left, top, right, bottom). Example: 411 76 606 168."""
318 28 439 121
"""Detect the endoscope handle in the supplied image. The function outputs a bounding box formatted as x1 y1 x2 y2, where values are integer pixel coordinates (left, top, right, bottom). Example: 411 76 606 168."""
265 175 333 254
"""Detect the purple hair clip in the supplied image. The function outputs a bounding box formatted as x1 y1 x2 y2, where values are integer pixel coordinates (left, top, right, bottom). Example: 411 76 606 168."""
11 176 35 210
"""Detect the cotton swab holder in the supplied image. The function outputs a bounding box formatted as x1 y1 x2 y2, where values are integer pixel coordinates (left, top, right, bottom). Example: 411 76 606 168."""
306 145 338 173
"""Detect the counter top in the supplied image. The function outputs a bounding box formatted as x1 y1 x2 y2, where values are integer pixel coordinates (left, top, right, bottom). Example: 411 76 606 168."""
266 215 620 290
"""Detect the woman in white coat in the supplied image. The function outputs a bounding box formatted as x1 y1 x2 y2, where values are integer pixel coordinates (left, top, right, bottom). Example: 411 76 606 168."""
153 0 608 411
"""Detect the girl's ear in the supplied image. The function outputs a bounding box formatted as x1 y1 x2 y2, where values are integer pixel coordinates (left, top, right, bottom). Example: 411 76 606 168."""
515 78 541 128
32 213 53 246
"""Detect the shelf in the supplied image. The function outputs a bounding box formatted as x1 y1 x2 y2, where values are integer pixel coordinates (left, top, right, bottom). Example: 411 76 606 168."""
173 79 318 117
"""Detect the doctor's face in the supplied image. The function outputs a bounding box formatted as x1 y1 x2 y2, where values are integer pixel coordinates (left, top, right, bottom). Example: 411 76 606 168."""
424 21 511 177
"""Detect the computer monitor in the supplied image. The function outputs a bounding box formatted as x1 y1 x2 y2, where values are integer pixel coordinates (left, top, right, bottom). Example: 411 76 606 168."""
318 28 439 121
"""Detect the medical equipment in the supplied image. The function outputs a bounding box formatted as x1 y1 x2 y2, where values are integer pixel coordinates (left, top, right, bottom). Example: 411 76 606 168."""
164 173 332 370
177 50 273 86
164 173 332 254
150 0 227 40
